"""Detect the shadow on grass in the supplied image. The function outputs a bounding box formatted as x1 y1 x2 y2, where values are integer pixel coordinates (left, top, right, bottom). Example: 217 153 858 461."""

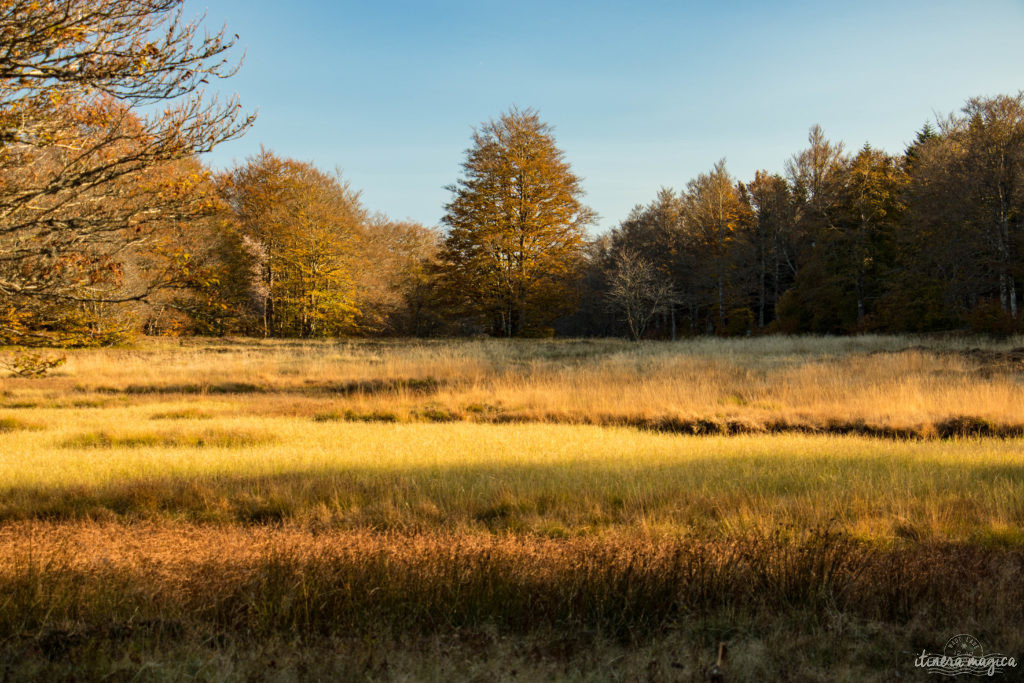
0 525 1021 646
87 377 449 398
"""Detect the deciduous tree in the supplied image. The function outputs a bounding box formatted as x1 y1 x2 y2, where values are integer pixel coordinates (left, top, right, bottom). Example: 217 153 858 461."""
605 249 675 340
439 108 596 336
681 160 749 334
222 150 367 338
0 0 252 343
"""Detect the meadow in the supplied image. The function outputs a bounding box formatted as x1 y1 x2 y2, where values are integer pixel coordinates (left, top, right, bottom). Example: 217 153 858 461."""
1 336 1022 681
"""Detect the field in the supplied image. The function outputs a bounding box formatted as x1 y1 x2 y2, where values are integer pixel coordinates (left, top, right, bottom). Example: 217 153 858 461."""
1 336 1023 681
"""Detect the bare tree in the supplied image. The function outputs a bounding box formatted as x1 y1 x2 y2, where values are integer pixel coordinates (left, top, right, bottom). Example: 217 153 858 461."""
605 249 675 340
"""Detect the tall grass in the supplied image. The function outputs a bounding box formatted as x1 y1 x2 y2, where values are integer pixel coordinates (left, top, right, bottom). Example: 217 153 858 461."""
0 522 1020 681
7 335 1022 437
0 417 1022 541
1 337 1022 679
2 524 1019 637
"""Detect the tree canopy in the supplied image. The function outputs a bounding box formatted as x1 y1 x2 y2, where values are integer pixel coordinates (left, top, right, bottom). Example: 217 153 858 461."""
0 0 253 344
438 108 596 336
0 4 1020 346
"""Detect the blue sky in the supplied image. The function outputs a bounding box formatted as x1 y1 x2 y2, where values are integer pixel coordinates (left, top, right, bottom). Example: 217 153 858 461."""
187 0 1024 232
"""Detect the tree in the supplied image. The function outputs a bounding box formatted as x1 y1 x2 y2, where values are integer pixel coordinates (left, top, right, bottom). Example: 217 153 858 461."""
681 159 749 334
222 150 368 338
608 188 689 338
605 249 675 340
784 124 848 276
775 127 851 333
355 216 440 335
955 94 1024 319
896 95 1024 331
894 122 986 330
841 144 905 329
439 108 596 336
0 0 252 343
746 171 796 328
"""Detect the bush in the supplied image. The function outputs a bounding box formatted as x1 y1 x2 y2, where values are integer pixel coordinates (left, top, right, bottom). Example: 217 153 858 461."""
966 300 1020 336
3 349 67 377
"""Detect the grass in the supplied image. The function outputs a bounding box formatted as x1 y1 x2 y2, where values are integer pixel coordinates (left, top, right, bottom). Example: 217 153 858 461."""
1 417 1022 541
0 336 1022 680
2 524 1021 679
59 428 273 450
0 416 40 432
9 334 1022 438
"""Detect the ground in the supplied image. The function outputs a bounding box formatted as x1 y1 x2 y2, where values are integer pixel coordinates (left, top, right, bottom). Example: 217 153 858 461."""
0 336 1022 681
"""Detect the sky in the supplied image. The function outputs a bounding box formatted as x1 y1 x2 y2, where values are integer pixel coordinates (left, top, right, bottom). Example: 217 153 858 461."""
186 0 1024 233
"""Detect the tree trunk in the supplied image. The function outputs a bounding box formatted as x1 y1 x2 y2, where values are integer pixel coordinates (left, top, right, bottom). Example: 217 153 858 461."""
999 271 1009 314
758 268 766 329
717 270 725 334
264 263 274 338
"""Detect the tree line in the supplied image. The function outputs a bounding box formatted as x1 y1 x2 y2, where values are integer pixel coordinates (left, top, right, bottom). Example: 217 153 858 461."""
580 102 1024 339
1 1 1021 344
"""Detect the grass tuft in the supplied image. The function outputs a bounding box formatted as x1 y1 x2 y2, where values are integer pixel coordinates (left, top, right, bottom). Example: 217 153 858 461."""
60 429 273 449
0 416 41 432
150 409 213 420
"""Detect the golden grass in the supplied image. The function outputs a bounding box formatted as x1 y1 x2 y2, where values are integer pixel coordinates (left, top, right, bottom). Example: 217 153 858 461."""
6 335 1022 437
0 521 1020 681
0 413 1021 542
0 336 1022 679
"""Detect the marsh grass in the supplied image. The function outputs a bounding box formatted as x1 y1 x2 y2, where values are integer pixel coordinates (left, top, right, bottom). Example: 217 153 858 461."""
1 337 1023 679
9 335 1022 438
0 418 1021 542
2 524 1017 636
60 428 274 449
0 416 40 432
149 408 214 420
0 523 1019 681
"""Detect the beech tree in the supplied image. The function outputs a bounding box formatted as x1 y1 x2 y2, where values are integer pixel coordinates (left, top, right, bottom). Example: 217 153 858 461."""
439 108 596 336
357 217 440 335
0 0 252 343
221 150 367 338
682 160 750 334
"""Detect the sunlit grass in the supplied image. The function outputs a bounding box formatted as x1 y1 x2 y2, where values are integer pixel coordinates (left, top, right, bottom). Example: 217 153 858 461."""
1 336 1022 679
7 335 1023 437
0 410 1021 541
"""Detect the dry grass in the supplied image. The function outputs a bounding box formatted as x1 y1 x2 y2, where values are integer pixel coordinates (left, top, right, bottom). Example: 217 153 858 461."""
6 335 1022 437
0 417 1022 541
0 336 1022 680
0 522 1020 681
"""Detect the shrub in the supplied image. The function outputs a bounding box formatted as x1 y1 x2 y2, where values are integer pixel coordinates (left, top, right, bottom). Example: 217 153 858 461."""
966 300 1020 336
2 349 67 377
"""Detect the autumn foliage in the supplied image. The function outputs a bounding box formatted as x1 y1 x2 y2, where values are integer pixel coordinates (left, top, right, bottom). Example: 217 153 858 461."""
438 108 596 336
0 3 1021 341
